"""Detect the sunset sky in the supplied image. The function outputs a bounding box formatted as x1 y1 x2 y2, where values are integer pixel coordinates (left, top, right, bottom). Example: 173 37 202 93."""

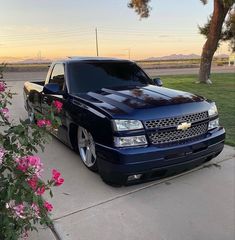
0 0 231 61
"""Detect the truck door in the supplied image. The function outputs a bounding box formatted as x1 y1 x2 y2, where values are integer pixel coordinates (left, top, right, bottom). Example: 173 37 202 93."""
41 63 68 141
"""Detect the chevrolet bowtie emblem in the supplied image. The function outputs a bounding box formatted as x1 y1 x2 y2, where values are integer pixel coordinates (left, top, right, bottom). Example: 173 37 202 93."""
177 122 191 131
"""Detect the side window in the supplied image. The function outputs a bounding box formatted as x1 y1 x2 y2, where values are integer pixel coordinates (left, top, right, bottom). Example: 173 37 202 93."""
49 64 65 91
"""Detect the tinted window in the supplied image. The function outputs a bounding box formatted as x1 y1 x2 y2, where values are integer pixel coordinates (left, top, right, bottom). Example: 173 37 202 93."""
50 64 65 90
68 61 152 93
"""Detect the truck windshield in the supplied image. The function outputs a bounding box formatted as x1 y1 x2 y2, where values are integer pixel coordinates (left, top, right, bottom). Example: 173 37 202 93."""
68 61 152 93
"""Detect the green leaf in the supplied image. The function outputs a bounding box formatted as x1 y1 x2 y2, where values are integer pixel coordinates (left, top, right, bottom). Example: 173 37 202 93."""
49 190 53 198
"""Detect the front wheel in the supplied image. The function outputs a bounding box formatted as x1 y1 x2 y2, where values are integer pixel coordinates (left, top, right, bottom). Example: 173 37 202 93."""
77 126 98 171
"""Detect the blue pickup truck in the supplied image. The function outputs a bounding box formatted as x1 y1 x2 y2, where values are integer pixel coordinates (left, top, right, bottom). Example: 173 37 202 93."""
24 57 225 185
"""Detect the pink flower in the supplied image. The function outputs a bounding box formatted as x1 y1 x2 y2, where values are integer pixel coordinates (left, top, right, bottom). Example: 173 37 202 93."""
16 155 43 178
36 185 45 195
44 201 53 212
0 108 9 119
0 148 5 164
52 169 61 180
55 177 64 186
45 119 51 126
28 156 43 177
28 176 45 195
22 231 29 240
52 169 64 186
37 119 51 128
31 203 40 219
0 81 6 92
37 119 46 128
12 204 25 219
28 155 40 166
16 156 28 172
6 201 27 219
27 177 38 190
53 100 63 112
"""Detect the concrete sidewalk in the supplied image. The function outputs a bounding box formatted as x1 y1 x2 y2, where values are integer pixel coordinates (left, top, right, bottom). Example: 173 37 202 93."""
27 143 234 240
7 80 235 240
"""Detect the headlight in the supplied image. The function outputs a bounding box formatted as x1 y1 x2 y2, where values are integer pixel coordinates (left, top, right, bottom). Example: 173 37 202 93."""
208 103 218 117
112 119 144 131
114 135 147 147
208 118 219 130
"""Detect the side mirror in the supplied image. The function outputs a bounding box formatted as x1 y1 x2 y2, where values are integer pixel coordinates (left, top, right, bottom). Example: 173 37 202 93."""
43 83 61 94
153 77 163 87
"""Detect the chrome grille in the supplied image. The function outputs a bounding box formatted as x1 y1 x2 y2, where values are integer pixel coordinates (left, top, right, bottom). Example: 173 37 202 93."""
145 111 208 129
149 122 208 145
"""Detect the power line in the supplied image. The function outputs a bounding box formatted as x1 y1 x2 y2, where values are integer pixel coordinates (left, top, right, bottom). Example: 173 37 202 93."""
0 26 200 39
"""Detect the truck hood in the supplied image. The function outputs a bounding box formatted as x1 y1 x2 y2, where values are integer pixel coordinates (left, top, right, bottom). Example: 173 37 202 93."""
73 85 205 116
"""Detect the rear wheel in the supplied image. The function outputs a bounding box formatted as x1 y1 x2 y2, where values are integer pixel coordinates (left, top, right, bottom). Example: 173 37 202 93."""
77 126 98 171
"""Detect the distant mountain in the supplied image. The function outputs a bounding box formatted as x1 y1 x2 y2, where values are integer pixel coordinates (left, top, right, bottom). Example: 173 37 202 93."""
0 57 53 63
18 58 52 64
0 56 23 62
214 54 229 59
143 54 201 61
142 53 229 61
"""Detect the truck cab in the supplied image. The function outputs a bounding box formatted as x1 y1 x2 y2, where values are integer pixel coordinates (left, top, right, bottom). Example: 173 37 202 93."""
24 57 225 185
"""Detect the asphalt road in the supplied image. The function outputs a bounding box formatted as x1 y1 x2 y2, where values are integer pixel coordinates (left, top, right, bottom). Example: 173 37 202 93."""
2 66 235 83
5 79 235 240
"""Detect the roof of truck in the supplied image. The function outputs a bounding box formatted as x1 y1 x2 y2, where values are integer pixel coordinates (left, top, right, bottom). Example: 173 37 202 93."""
54 56 134 64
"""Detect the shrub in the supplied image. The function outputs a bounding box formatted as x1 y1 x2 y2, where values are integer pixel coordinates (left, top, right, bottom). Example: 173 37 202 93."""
0 80 64 239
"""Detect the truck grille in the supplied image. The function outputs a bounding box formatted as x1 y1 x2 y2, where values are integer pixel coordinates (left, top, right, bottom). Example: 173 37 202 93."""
149 122 208 145
145 111 208 129
145 111 209 145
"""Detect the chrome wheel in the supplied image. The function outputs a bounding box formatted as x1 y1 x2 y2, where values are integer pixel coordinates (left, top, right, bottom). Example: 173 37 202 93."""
78 127 97 168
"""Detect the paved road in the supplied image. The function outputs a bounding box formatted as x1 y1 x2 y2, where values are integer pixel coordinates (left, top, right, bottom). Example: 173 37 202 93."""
5 80 235 240
147 65 235 76
2 66 235 82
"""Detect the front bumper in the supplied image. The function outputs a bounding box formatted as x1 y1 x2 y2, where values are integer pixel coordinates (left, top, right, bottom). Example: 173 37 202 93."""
96 127 225 185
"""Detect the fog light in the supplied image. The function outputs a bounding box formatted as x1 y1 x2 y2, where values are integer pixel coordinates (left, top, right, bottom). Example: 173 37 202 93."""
208 118 219 130
127 174 142 181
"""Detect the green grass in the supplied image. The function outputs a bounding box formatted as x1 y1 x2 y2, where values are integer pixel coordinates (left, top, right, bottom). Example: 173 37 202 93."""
158 73 235 146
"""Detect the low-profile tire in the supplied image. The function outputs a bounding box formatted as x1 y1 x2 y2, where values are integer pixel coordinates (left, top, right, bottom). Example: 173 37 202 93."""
77 126 98 172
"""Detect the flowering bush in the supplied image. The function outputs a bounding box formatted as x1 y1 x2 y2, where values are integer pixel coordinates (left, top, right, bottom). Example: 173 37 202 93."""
0 80 64 240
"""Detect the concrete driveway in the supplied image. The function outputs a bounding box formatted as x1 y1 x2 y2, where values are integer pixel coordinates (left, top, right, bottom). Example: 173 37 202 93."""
5 80 235 240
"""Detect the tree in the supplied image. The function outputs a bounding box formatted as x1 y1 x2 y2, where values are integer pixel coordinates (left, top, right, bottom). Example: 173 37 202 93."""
223 8 235 52
198 0 234 83
128 0 235 83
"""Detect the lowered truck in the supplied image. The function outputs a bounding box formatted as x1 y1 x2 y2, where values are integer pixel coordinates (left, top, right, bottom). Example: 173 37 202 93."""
24 57 225 185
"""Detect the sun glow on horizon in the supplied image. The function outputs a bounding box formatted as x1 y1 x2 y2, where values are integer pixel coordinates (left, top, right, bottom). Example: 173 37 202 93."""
0 0 232 62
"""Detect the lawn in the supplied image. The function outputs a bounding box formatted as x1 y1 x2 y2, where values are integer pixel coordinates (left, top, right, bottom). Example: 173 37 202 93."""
157 73 235 146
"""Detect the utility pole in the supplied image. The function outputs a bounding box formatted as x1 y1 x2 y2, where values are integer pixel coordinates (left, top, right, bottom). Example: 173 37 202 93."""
123 48 131 60
95 28 99 57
